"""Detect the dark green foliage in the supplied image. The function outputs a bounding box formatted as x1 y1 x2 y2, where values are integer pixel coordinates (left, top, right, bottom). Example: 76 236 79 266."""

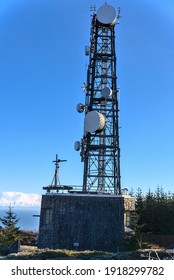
133 186 174 235
130 213 146 249
135 188 144 225
0 206 20 253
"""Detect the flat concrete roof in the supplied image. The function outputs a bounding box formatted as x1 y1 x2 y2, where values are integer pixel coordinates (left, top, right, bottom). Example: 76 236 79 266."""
43 192 123 198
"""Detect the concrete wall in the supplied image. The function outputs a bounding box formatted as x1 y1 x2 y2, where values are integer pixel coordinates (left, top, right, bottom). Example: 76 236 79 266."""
38 193 124 252
123 195 135 227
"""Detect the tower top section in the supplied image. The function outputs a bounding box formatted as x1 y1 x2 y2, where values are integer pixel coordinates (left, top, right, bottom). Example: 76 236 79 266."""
96 4 117 25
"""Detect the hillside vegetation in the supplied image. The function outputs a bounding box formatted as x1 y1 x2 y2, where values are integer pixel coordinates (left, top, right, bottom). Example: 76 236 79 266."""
0 245 173 260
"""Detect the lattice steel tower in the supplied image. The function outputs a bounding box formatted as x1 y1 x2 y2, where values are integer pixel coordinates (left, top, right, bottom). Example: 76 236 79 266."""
75 4 121 195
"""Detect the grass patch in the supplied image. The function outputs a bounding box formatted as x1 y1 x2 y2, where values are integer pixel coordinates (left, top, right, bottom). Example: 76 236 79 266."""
1 246 110 260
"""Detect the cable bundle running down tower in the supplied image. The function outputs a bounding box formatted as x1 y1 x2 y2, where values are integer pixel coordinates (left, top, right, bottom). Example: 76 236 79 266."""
75 4 121 195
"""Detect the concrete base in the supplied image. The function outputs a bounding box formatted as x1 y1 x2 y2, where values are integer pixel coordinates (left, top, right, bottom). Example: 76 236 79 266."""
38 193 124 252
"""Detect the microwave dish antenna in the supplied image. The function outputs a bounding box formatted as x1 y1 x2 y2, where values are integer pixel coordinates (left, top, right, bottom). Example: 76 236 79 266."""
84 111 105 133
101 87 112 98
76 103 85 113
96 4 117 25
74 141 81 151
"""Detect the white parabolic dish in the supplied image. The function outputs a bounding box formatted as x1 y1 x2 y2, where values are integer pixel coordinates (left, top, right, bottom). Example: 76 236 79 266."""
96 4 116 25
84 111 105 133
101 86 112 98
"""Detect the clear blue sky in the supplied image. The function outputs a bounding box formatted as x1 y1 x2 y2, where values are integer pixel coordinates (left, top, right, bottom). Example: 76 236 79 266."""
0 0 174 198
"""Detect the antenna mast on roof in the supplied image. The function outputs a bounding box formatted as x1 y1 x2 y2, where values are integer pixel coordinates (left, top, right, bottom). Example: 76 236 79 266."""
43 154 70 193
51 154 67 188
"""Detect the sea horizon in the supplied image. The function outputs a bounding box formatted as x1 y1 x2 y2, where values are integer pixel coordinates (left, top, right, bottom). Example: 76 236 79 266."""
0 207 40 231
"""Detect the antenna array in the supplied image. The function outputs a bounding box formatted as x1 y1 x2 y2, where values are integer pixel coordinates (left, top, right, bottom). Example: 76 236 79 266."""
75 4 121 195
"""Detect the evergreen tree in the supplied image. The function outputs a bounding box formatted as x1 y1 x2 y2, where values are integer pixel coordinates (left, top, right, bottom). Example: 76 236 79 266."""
142 189 155 233
128 187 134 197
0 205 20 249
134 187 174 235
130 213 146 249
127 187 174 249
165 191 174 234
134 188 144 227
135 188 144 213
153 186 168 234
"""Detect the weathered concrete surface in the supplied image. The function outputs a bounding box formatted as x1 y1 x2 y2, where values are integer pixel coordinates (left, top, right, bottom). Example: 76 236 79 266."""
38 194 124 252
123 195 135 211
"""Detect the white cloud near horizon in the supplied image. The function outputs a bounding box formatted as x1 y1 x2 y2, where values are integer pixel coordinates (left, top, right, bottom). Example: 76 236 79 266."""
0 192 41 207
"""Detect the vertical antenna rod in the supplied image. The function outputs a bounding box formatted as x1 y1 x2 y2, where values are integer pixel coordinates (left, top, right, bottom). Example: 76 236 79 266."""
52 154 67 188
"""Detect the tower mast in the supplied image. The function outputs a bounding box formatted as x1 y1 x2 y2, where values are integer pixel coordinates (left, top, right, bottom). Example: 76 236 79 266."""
75 4 121 195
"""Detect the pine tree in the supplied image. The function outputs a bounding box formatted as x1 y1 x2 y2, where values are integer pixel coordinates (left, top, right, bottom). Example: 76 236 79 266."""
143 189 155 233
0 205 20 250
135 188 144 217
154 186 168 234
134 188 144 228
167 191 174 234
130 212 146 249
